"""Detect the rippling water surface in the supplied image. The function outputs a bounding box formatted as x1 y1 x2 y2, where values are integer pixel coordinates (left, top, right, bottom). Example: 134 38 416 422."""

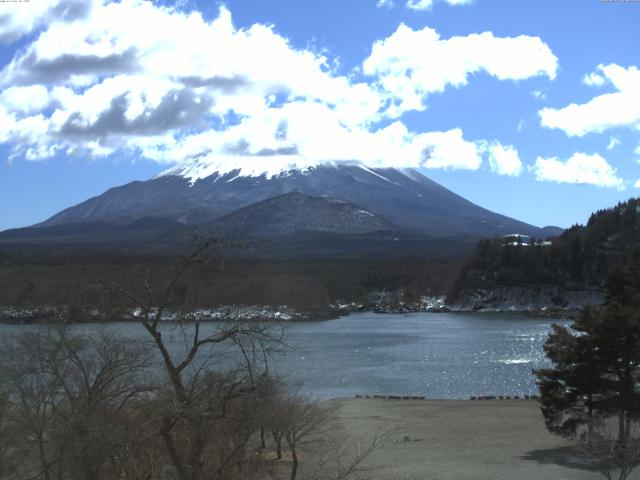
0 312 569 399
275 312 568 399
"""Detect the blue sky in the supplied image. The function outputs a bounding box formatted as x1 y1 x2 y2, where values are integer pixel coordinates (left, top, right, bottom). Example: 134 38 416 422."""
0 0 639 230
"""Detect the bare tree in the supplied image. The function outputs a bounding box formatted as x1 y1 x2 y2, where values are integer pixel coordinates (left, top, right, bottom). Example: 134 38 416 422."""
0 331 67 480
282 395 330 480
48 330 152 480
262 384 382 480
273 390 399 480
310 422 397 480
0 329 153 480
106 235 285 480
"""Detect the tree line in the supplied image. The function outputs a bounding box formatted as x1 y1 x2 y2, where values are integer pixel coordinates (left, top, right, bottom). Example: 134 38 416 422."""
0 251 461 321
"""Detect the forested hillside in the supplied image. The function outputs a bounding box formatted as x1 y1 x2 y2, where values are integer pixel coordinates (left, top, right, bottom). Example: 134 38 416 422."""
0 252 461 321
448 198 640 307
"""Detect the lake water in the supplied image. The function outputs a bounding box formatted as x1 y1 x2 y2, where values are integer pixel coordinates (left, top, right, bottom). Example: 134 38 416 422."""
0 312 569 400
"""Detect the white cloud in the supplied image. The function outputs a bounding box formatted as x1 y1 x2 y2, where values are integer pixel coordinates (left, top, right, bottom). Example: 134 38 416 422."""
485 143 522 176
0 107 14 143
607 136 620 151
406 0 473 10
363 24 558 116
135 103 487 173
0 2 50 43
635 178 640 189
0 85 50 115
133 102 506 176
418 128 483 170
376 0 394 8
532 152 624 190
0 1 385 161
583 71 606 87
0 0 540 180
540 64 640 136
0 0 92 44
414 134 521 175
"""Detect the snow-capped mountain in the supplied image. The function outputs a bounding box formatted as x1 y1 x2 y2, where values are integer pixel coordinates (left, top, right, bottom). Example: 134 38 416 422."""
36 156 554 239
156 154 323 183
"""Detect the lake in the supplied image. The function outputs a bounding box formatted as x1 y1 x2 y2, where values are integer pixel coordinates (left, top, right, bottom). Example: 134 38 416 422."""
0 311 569 400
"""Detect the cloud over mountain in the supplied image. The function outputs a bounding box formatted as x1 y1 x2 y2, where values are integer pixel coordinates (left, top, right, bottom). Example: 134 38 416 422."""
0 0 557 180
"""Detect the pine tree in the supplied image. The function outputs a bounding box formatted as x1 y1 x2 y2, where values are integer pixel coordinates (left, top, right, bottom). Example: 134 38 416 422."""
534 306 603 438
534 254 640 445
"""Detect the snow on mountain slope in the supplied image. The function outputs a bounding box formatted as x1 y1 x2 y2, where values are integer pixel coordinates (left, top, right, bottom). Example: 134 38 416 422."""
156 154 409 184
35 155 552 239
157 154 317 182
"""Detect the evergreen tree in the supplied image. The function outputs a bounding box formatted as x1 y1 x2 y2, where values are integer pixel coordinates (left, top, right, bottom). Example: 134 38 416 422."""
534 306 603 438
535 254 640 445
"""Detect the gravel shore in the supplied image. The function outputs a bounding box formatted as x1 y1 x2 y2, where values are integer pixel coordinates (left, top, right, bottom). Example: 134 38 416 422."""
326 398 608 480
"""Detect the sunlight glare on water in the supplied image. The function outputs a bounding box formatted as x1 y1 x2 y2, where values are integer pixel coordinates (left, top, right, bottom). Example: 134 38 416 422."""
0 311 569 400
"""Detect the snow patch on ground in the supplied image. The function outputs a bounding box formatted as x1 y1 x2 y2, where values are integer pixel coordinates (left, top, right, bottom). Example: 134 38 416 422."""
0 304 310 323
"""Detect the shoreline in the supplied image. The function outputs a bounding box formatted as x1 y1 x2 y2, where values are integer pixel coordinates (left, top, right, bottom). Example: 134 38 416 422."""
0 304 578 324
352 393 540 401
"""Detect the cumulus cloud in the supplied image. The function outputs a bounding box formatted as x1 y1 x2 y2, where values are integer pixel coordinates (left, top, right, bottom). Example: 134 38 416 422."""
406 0 473 10
0 1 386 160
0 0 91 44
140 108 516 177
583 71 606 87
419 129 482 170
3 48 140 87
135 103 482 172
484 143 522 176
540 64 640 136
363 24 558 116
59 88 215 138
0 0 549 177
0 85 50 115
532 152 624 190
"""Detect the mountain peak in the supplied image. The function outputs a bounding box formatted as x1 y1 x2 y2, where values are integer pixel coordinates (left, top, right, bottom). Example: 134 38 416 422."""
156 154 413 184
29 154 553 241
157 154 324 183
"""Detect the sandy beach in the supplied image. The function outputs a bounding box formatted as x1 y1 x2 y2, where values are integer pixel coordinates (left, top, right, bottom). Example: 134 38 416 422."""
324 398 609 480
